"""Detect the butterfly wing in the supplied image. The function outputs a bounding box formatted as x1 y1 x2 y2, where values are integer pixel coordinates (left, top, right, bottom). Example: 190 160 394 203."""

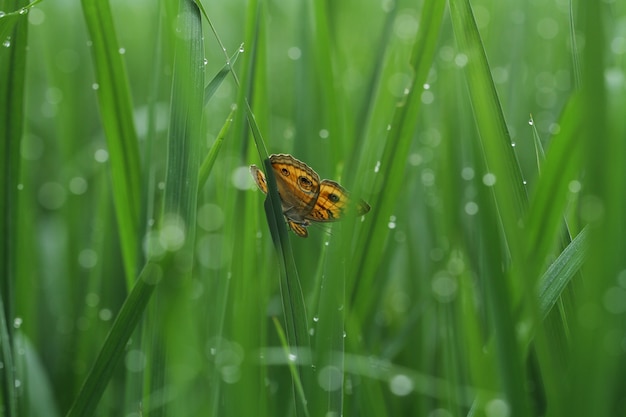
250 164 268 193
287 219 309 238
250 154 322 238
268 154 320 223
305 179 370 223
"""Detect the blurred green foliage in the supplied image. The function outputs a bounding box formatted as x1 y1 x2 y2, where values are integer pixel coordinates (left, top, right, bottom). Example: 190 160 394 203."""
1 0 625 416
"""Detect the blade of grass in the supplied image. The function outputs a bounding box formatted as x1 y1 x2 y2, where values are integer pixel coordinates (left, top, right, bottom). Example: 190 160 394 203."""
205 5 312 416
0 296 17 416
272 317 308 414
0 0 42 42
345 3 446 416
525 94 583 270
65 261 162 417
204 49 240 106
448 0 532 414
350 0 446 320
537 227 587 318
198 108 235 189
81 0 142 288
152 1 204 414
448 0 527 261
568 1 625 415
0 0 28 413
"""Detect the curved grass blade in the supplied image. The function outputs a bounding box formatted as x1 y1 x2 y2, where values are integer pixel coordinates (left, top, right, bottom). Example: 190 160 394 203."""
272 317 309 417
81 0 142 288
448 0 527 260
525 94 583 270
198 108 235 189
0 0 43 42
0 295 17 416
204 5 311 416
538 227 588 318
65 261 163 417
0 1 29 413
204 49 240 106
351 0 446 317
448 1 532 414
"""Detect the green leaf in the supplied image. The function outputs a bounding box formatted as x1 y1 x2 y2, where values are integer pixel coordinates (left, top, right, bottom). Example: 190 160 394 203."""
81 0 142 287
538 227 588 318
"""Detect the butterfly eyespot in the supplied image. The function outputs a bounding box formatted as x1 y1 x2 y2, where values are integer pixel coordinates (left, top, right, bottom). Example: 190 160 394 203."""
281 167 290 176
298 176 313 190
328 193 340 203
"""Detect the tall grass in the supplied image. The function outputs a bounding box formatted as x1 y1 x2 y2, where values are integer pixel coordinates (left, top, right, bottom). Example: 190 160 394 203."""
1 0 625 416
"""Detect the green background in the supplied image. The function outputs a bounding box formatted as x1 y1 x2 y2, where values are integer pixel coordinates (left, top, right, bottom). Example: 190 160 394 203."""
1 0 625 416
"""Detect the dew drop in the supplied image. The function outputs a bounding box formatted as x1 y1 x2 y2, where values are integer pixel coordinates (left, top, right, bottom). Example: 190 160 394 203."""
482 173 497 186
374 161 381 173
13 317 23 329
464 201 479 215
94 148 108 163
19 8 28 15
461 166 474 180
568 180 581 193
118 47 126 54
485 398 511 417
99 308 113 321
389 374 414 396
2 39 11 48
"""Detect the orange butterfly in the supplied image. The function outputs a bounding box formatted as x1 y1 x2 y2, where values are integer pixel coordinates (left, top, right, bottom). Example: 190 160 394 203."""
250 154 370 238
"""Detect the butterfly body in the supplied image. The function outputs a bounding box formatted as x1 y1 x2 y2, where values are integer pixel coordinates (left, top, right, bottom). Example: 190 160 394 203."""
250 154 370 238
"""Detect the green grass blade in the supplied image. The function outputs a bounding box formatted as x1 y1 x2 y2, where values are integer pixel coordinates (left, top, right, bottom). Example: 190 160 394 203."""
448 1 532 414
448 0 527 259
198 108 235 189
351 0 446 319
204 49 240 106
154 2 204 413
525 94 583 269
566 1 626 415
0 295 17 416
205 5 312 416
0 1 28 414
66 262 161 417
81 0 142 287
0 0 42 41
537 227 587 318
272 317 309 416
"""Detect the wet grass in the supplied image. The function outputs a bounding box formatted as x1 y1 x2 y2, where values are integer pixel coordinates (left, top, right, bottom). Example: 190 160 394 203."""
1 0 625 416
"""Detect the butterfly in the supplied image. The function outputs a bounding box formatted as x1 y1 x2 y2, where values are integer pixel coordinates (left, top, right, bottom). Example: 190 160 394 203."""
250 154 371 238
